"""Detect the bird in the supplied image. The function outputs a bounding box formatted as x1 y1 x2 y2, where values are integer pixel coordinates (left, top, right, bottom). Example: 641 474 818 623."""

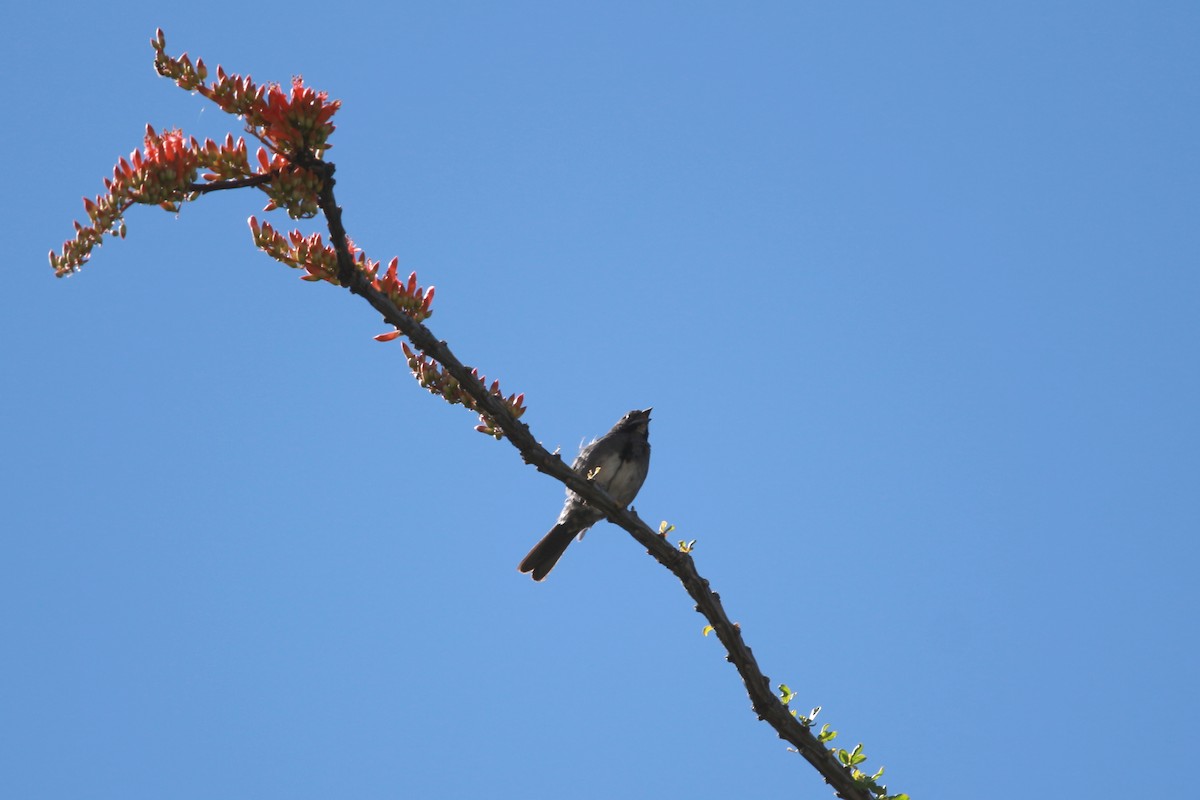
518 408 652 581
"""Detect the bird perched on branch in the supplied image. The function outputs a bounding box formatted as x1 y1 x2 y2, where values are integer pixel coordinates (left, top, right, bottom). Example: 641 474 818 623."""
518 408 652 581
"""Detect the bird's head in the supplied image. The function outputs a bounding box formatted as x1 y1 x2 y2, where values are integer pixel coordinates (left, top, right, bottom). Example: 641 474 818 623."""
614 408 652 435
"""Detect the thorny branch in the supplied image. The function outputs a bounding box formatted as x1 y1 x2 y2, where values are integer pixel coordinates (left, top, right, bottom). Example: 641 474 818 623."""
188 174 273 194
306 158 878 800
49 32 894 791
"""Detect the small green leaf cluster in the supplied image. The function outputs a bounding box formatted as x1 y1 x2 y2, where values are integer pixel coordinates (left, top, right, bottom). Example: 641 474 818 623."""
658 521 696 553
776 684 908 800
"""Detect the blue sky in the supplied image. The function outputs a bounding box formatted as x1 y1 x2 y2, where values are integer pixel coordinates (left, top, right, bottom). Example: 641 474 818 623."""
5 3 1198 798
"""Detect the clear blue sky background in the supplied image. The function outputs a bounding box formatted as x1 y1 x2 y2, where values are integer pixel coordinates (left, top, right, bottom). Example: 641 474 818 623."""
5 3 1197 798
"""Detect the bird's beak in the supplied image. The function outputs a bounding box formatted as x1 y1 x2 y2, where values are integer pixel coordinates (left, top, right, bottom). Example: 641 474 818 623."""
642 407 653 418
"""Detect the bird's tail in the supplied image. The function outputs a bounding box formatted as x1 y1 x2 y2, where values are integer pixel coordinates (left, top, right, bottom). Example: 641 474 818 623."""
518 523 577 581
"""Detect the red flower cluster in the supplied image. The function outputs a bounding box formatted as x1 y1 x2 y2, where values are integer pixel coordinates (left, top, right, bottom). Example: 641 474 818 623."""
152 29 337 217
152 29 340 158
254 148 323 219
50 125 203 276
256 77 341 157
200 134 252 182
50 30 529 435
50 31 345 276
248 217 434 322
401 343 527 439
372 259 437 323
117 126 199 207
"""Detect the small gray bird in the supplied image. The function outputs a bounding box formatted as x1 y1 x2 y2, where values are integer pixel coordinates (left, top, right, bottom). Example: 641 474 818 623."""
518 408 652 581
